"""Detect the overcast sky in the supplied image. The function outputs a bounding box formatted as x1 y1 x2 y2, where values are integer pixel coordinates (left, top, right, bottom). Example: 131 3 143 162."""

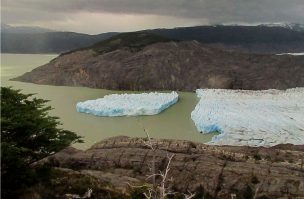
2 0 304 34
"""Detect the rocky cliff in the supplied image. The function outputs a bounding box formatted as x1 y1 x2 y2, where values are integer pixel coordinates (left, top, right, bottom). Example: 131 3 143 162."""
14 32 304 91
42 136 304 199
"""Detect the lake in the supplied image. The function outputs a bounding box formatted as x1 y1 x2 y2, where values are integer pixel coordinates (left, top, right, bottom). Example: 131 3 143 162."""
1 54 216 149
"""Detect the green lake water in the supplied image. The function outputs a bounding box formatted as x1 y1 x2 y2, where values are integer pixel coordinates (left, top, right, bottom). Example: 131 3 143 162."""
1 54 216 149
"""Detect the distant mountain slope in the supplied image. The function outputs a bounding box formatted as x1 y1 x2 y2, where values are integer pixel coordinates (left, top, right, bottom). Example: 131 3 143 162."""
148 25 304 53
1 23 55 34
1 32 118 54
150 25 304 43
2 24 304 54
14 32 304 91
258 23 304 32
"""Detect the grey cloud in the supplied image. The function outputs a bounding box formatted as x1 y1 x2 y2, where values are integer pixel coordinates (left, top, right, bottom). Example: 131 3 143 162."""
2 0 304 26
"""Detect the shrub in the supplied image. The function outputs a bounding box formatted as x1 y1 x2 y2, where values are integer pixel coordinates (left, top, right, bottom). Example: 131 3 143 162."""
1 87 82 198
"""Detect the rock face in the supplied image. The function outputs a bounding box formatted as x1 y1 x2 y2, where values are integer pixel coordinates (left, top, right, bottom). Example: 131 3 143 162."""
45 136 304 199
14 33 304 91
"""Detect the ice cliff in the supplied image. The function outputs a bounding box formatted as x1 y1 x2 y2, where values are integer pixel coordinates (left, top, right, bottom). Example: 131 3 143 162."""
76 92 178 116
191 88 304 146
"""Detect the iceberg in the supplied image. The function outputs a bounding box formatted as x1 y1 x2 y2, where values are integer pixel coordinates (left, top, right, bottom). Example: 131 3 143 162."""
191 88 304 147
76 91 178 116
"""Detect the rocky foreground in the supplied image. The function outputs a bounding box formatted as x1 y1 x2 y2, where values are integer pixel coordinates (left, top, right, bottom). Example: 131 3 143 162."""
14 32 304 91
37 136 304 199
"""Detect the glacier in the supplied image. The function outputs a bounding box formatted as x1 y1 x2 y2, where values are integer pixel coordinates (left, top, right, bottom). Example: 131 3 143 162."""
191 88 304 147
76 91 178 116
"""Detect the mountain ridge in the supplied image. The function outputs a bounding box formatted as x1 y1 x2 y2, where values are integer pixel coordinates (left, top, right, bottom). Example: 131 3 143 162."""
1 23 55 34
13 32 304 91
2 24 304 54
1 31 118 54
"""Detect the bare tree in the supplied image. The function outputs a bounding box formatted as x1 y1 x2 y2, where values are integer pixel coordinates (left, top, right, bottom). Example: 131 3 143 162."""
65 188 93 199
135 120 195 199
143 131 194 199
184 191 196 199
145 153 175 199
144 129 157 191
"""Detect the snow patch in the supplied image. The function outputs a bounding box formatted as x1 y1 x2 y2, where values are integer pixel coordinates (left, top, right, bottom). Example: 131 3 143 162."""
191 88 304 147
76 91 178 116
276 53 304 56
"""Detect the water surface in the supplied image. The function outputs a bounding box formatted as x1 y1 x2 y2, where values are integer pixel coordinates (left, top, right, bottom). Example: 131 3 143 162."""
1 54 215 149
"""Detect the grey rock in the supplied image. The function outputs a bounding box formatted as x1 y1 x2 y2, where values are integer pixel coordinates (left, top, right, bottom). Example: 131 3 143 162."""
44 136 304 199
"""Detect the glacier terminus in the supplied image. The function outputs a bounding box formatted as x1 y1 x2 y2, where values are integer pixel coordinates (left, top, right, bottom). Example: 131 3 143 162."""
191 88 304 146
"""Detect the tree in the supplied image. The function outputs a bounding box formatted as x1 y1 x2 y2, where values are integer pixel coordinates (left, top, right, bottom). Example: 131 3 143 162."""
140 131 195 199
1 87 83 198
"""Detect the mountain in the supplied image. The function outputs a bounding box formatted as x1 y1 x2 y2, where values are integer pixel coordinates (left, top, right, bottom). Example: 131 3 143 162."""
1 31 118 54
2 24 304 54
14 32 304 91
148 24 304 54
259 23 304 32
1 23 55 34
1 23 119 53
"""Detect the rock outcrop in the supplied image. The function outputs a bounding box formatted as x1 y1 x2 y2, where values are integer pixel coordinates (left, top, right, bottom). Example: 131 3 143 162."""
14 32 304 91
44 136 304 199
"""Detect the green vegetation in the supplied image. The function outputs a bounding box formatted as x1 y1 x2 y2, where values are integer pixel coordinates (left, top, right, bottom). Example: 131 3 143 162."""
129 185 150 199
253 153 262 160
1 87 82 198
243 185 254 199
251 175 259 184
92 32 175 54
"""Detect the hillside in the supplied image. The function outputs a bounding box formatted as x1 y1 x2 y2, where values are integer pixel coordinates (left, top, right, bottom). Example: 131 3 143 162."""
2 24 304 54
90 32 174 54
13 32 304 91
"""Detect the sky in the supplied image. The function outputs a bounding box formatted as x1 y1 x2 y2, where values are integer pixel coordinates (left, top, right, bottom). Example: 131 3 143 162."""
1 0 304 34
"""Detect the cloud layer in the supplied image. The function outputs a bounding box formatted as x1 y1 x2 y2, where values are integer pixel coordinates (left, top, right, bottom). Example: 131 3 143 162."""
2 0 304 34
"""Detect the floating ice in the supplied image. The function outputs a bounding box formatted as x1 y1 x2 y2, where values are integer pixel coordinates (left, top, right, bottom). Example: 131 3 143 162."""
76 92 178 116
191 88 304 147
